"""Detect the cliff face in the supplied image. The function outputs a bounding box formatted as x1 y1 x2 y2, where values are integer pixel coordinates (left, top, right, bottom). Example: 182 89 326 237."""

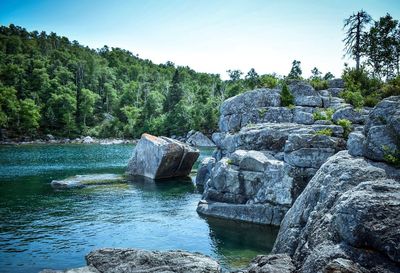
231 95 400 273
197 80 358 225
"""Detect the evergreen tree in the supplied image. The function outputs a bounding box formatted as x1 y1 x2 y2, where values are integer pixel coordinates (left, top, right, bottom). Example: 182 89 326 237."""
280 83 294 107
287 60 302 79
343 10 372 71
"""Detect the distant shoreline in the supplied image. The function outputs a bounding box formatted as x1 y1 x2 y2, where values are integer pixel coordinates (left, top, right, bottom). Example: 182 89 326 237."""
0 137 138 145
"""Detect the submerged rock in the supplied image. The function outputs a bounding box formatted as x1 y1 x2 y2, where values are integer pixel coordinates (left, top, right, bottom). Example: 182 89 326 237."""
186 131 215 147
51 174 123 189
41 248 221 273
127 133 199 179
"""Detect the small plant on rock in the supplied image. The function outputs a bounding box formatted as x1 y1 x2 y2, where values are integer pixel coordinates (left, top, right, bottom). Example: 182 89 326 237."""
315 128 333 136
281 83 294 107
382 145 400 167
336 119 352 138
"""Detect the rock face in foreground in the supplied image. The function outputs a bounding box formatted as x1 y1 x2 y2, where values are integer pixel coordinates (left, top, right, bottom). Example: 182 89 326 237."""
41 248 221 273
272 151 400 273
127 133 199 179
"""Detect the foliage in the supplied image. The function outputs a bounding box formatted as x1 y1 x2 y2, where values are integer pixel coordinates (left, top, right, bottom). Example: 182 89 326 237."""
343 10 372 70
336 119 352 138
382 145 400 167
259 74 279 88
313 108 334 121
0 24 223 138
287 60 302 79
280 83 294 107
314 128 333 136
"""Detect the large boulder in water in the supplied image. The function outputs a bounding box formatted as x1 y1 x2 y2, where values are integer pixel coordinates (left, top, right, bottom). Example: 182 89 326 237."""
41 248 221 273
127 133 200 179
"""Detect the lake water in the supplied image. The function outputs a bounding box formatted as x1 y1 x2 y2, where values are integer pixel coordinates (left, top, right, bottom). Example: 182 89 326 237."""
0 144 279 273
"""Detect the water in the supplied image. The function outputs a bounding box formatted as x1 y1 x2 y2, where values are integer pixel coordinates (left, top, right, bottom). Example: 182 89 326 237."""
0 144 278 273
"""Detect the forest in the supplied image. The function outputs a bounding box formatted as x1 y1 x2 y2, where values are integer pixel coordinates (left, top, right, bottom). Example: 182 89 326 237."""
0 10 399 139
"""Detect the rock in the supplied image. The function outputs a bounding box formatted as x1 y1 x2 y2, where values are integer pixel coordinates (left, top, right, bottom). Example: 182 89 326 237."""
196 157 216 187
51 174 124 189
332 106 364 124
127 133 199 179
363 96 400 162
234 254 295 273
284 133 345 168
288 81 322 107
82 136 94 144
186 131 215 147
46 134 55 141
198 150 317 225
347 131 365 157
328 78 345 89
218 88 281 132
43 248 221 273
327 87 344 97
293 108 314 125
257 107 293 124
273 151 400 273
40 266 100 273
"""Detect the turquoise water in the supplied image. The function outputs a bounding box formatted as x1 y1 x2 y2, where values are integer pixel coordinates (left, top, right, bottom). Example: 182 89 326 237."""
0 144 278 273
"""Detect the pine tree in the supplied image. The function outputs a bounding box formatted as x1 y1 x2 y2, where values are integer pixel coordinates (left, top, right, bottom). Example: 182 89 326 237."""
343 10 372 71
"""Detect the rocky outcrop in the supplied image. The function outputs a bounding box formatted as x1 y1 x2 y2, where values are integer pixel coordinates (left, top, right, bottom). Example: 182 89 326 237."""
234 254 295 273
196 157 216 187
347 96 400 163
51 174 124 189
41 248 221 273
127 133 199 179
272 151 400 273
197 81 353 225
186 130 215 147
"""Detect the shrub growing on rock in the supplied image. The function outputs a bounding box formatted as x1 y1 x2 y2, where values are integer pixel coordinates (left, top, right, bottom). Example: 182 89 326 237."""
315 128 333 136
336 118 352 138
280 84 294 107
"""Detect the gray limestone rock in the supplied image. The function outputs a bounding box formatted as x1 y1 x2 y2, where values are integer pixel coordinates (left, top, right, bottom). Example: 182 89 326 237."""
127 133 199 179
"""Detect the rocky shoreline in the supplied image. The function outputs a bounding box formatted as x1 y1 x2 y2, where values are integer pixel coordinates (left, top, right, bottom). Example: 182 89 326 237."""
41 81 400 273
0 136 138 145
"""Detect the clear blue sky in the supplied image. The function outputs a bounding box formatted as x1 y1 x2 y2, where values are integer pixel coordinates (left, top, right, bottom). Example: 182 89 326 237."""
1 0 399 79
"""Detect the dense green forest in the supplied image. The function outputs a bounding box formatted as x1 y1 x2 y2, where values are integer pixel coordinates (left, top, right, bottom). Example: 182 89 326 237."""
0 11 399 139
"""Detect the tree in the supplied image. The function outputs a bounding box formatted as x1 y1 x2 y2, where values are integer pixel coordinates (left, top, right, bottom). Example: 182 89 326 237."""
226 69 243 82
310 67 322 80
323 72 335 80
287 60 302 79
18 99 41 135
343 10 372 71
80 88 100 128
280 83 294 107
364 14 399 78
164 69 183 112
245 68 260 89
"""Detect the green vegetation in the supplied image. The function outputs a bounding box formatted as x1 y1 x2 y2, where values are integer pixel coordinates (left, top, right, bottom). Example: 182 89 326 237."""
280 83 294 107
313 108 334 121
0 24 224 138
336 119 352 138
341 11 400 108
314 128 333 136
382 145 400 167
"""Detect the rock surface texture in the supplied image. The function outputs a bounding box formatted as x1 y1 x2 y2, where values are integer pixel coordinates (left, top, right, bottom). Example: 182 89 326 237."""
272 151 400 273
186 130 216 147
197 81 351 225
127 133 199 179
41 248 221 273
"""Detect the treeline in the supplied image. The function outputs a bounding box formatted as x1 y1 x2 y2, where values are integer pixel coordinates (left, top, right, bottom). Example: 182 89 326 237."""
341 11 400 107
0 24 227 139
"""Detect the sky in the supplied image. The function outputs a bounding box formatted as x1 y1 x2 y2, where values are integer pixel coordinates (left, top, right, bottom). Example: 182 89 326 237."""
0 0 399 79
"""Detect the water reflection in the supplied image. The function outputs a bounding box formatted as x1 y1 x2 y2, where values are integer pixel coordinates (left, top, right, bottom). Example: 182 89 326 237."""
203 216 279 268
